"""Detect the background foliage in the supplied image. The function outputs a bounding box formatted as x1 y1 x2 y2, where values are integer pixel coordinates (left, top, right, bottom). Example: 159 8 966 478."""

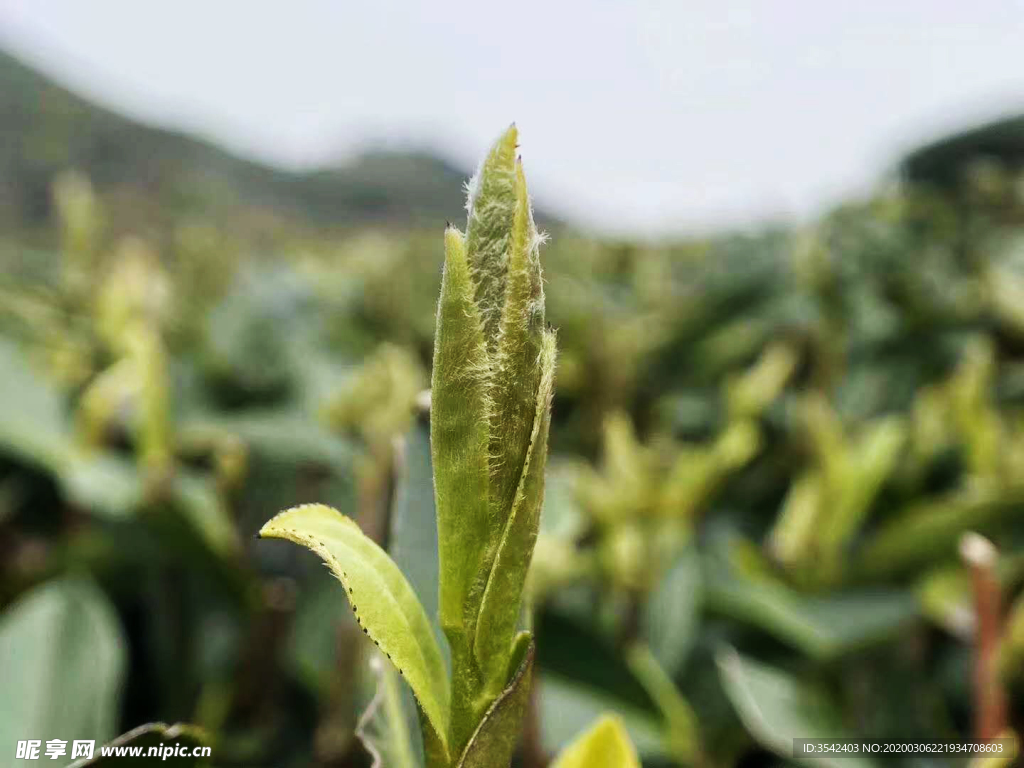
2 49 1024 767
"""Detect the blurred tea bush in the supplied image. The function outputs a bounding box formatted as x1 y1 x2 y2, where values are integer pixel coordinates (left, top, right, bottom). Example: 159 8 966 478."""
5 112 1024 767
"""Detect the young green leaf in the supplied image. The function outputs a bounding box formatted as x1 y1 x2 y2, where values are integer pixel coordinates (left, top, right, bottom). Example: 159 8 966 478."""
455 639 535 768
549 715 642 768
465 124 519 347
258 504 450 758
475 331 556 691
431 226 492 635
489 160 547 528
428 125 556 761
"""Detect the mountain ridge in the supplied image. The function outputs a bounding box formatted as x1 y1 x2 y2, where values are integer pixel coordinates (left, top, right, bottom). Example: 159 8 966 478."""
0 47 541 237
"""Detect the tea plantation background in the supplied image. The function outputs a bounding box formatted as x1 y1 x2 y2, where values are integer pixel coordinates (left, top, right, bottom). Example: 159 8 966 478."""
2 46 1024 767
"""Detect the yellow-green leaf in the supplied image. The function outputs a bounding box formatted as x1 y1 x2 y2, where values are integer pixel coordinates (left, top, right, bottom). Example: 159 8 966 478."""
259 504 449 758
465 124 519 347
431 226 492 636
550 714 641 768
475 331 556 691
489 159 546 523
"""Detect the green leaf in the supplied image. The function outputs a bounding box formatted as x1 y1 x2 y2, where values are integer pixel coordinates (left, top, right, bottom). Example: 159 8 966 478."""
357 651 424 768
259 504 450 759
0 337 73 473
171 471 240 557
475 331 556 691
69 723 209 766
60 454 144 520
126 323 173 478
389 422 444 657
456 638 535 768
0 578 125 753
716 648 878 768
858 485 1022 577
704 536 916 659
431 125 556 759
465 124 519 347
826 416 906 553
643 545 701 676
489 159 547 529
625 643 701 766
387 428 453 767
431 225 492 636
288 570 353 693
549 715 642 768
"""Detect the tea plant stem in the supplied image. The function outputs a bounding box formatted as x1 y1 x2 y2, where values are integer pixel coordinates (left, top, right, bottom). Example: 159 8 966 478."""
959 532 1007 740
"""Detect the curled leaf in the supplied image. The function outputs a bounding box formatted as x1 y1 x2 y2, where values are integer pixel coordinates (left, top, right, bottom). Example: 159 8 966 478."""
259 504 449 759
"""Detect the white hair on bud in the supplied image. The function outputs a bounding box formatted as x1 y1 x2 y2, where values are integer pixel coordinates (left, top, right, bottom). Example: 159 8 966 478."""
464 163 483 214
415 388 432 414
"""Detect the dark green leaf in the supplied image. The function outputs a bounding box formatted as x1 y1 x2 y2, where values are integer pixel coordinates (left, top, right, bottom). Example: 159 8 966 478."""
643 545 701 675
717 648 878 768
0 579 125 753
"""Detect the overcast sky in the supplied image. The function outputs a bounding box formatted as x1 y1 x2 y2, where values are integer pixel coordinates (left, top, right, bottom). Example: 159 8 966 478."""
1 1 1023 236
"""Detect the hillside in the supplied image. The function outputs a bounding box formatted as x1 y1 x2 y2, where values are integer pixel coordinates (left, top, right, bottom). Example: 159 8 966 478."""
0 49 495 237
4 45 1021 249
901 113 1024 189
